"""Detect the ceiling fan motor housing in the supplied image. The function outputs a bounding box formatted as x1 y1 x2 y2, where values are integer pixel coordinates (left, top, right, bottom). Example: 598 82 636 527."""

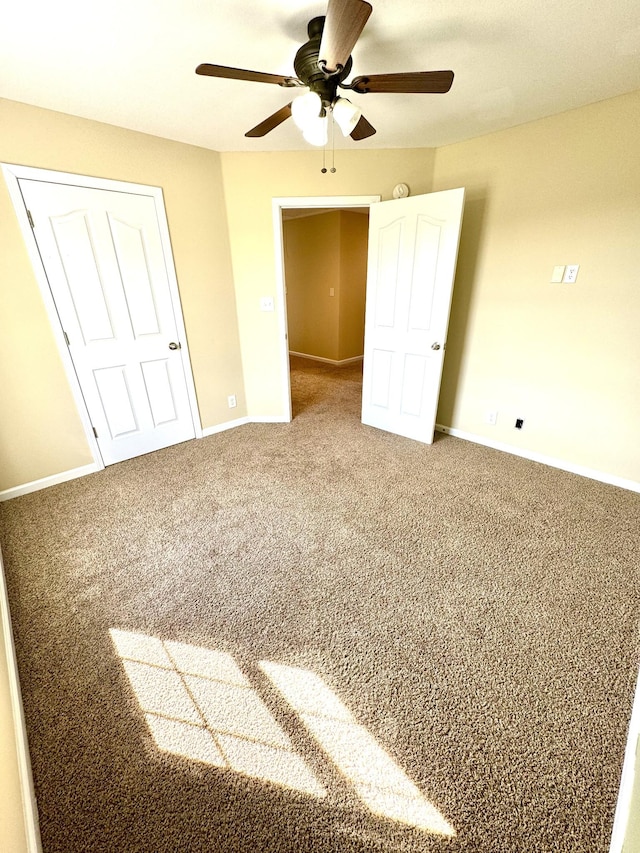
294 16 352 108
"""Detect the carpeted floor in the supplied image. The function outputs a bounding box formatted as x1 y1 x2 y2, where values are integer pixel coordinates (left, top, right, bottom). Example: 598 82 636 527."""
1 356 638 852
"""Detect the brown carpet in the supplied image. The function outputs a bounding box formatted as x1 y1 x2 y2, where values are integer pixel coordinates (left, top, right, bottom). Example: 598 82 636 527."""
1 355 638 852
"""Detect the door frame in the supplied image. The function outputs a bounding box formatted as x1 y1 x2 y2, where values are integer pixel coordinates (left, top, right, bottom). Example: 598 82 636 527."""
271 195 380 420
2 163 203 470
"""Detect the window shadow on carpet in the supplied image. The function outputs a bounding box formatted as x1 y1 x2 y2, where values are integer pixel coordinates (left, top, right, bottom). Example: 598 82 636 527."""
110 628 455 838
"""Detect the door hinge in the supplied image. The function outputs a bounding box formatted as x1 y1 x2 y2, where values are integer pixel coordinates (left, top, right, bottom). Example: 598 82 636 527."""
63 330 70 346
92 427 98 439
27 209 35 229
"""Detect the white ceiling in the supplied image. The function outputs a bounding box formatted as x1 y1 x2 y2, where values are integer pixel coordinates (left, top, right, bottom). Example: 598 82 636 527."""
2 0 639 152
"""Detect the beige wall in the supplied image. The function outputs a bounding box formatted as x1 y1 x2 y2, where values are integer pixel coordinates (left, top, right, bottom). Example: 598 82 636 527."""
222 91 640 484
220 148 436 415
338 210 369 361
0 98 243 492
284 212 341 360
1 95 637 482
0 625 28 853
431 90 640 482
284 210 368 362
624 745 640 852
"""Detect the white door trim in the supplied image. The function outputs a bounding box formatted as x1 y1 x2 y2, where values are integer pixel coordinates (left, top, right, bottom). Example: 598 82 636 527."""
271 195 380 420
1 164 203 470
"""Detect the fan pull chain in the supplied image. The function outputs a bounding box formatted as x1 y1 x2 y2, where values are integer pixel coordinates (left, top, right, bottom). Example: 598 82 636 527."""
320 114 337 174
330 114 336 173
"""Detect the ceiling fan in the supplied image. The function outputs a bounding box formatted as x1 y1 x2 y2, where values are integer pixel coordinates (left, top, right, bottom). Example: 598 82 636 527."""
195 0 454 145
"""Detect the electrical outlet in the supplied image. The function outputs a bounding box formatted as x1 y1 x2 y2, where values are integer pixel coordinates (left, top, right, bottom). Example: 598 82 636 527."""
515 418 524 429
228 394 237 409
486 410 498 425
563 264 579 283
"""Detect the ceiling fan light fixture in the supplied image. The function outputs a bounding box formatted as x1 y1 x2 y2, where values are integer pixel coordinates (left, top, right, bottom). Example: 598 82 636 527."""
196 6 454 146
291 91 323 130
302 114 329 146
332 97 361 136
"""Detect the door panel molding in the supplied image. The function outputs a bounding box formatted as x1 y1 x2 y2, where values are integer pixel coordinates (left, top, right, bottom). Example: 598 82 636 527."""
2 163 202 470
362 188 465 443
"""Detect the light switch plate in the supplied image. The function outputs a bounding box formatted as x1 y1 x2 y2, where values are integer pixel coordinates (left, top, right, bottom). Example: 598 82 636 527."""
563 264 579 283
551 265 565 283
260 296 274 312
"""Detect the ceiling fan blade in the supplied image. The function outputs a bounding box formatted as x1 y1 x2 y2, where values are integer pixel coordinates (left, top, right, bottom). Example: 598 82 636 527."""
350 114 376 140
319 0 372 74
245 104 293 138
196 63 297 87
350 71 455 94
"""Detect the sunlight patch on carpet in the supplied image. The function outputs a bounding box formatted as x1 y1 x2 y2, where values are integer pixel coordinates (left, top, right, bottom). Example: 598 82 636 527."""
260 660 456 837
110 628 455 834
109 628 326 798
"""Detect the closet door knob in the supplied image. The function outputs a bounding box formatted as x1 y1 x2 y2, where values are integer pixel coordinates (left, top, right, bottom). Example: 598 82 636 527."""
168 341 181 350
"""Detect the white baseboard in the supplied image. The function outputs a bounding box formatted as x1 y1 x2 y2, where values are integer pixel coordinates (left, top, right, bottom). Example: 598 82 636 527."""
289 351 364 366
609 667 640 853
203 414 290 429
1 421 280 501
202 416 250 437
0 549 42 852
0 463 101 503
5 422 638 501
435 424 640 494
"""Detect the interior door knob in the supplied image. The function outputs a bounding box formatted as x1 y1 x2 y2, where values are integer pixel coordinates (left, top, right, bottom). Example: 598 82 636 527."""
431 342 441 350
168 341 181 350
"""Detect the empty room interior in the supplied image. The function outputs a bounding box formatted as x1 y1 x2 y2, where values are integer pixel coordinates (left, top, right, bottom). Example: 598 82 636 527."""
1 1 639 851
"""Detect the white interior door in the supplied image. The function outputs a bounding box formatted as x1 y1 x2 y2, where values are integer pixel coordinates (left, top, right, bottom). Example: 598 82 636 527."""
18 178 198 465
361 187 465 443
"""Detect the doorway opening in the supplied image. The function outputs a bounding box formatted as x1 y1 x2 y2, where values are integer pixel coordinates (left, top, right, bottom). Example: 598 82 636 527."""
272 195 380 422
283 205 370 419
275 188 465 445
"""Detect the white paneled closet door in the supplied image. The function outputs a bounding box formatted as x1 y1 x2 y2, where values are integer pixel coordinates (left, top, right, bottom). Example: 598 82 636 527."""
19 179 197 465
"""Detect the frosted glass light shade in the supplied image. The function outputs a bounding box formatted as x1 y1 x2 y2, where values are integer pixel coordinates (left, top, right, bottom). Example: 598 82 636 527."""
302 115 329 147
291 91 322 130
332 98 361 136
